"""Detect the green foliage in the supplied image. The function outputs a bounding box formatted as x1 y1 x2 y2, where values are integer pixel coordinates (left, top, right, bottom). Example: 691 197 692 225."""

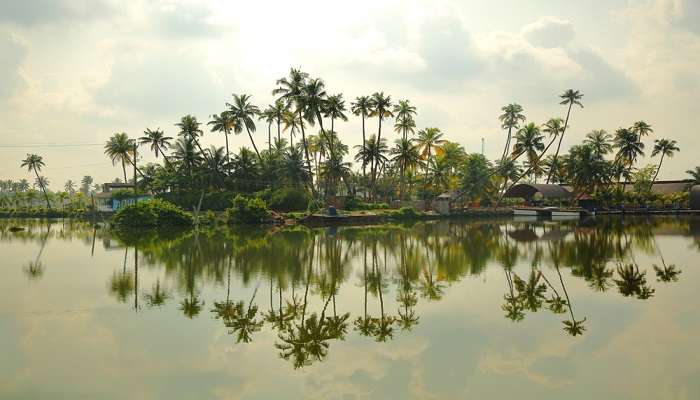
111 189 145 200
268 187 309 212
225 195 271 224
157 191 235 211
390 207 420 219
344 197 389 210
459 153 494 203
112 199 193 228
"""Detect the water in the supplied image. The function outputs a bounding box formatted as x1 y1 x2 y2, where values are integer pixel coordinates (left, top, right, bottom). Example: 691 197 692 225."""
1 217 699 399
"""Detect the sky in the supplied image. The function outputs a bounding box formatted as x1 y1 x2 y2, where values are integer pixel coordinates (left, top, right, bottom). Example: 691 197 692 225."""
1 0 699 187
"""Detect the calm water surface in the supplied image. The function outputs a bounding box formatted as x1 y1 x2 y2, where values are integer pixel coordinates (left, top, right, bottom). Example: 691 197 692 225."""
1 217 699 399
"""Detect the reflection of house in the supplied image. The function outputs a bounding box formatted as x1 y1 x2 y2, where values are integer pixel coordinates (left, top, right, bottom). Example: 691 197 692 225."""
95 183 151 212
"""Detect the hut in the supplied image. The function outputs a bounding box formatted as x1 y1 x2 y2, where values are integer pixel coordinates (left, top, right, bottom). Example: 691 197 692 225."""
503 184 573 203
691 185 700 210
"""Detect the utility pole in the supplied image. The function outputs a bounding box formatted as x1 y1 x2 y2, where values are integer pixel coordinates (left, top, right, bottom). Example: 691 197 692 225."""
481 138 485 155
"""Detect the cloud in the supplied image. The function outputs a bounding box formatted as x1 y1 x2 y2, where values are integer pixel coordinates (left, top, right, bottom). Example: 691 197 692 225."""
0 31 27 101
94 49 228 118
151 2 223 38
0 0 115 26
521 16 576 48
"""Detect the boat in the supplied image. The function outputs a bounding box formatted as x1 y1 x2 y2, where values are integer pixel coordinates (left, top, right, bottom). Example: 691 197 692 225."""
513 207 590 219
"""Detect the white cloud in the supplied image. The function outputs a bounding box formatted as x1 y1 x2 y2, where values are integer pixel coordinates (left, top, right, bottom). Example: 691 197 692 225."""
521 16 576 48
0 30 28 101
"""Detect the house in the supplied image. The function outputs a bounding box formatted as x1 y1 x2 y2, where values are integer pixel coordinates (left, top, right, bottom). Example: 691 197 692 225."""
94 183 151 212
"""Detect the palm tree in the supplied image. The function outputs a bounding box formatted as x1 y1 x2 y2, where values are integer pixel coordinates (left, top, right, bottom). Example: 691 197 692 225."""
282 110 301 148
175 115 208 161
351 95 373 188
651 138 679 183
228 94 262 159
300 78 333 157
512 122 545 180
80 175 93 195
270 99 286 144
415 127 446 186
20 154 50 209
273 68 314 183
584 129 613 157
139 128 173 162
354 135 388 198
614 127 645 188
631 121 654 139
206 113 235 163
393 99 417 140
391 138 420 199
260 106 276 152
324 93 348 142
64 180 76 195
104 132 134 183
498 103 526 166
547 89 583 183
687 166 700 184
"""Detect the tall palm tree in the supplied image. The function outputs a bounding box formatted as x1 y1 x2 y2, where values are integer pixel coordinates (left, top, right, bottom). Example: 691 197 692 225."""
260 106 276 152
631 121 654 139
228 94 262 159
391 138 420 199
21 154 51 209
512 122 545 174
64 179 76 195
176 115 208 161
139 128 173 164
282 110 301 148
584 129 613 157
104 132 133 183
498 103 526 166
351 95 373 186
547 89 584 183
324 93 348 137
206 113 235 163
651 138 679 183
80 175 93 195
415 127 446 184
614 127 645 188
354 135 388 198
393 99 417 140
300 78 333 158
270 99 286 144
273 68 313 183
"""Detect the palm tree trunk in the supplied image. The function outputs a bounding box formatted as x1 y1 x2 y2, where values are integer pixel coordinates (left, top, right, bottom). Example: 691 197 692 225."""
245 126 261 159
361 113 367 199
268 121 272 152
297 110 316 199
500 126 512 167
547 103 573 184
652 154 665 184
33 167 51 209
224 130 231 166
277 119 281 144
121 159 127 183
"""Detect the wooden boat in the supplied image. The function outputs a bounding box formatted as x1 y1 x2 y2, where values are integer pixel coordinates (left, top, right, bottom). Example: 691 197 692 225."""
513 207 590 219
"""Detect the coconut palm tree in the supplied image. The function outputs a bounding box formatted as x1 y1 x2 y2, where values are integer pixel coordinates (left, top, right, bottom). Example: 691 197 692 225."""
651 138 679 183
104 132 135 183
273 68 314 183
80 175 93 195
64 180 76 196
260 106 276 152
270 99 286 144
498 103 526 165
282 110 301 148
614 127 645 188
512 122 545 180
355 135 388 198
393 99 417 140
584 129 613 157
175 115 208 161
631 121 654 139
324 93 348 139
139 128 173 162
687 166 700 184
415 127 446 184
547 89 584 184
20 154 50 209
206 113 235 163
351 95 373 187
299 78 334 158
228 94 262 159
391 138 421 199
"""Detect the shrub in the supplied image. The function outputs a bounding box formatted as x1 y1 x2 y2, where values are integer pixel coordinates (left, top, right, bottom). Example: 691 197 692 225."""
268 187 309 212
113 199 192 228
156 191 236 211
225 195 271 224
344 197 389 211
390 207 420 219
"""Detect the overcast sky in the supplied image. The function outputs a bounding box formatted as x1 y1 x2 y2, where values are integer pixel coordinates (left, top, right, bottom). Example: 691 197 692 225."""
1 0 699 187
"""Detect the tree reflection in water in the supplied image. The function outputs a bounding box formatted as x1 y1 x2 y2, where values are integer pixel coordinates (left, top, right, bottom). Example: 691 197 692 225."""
2 216 693 367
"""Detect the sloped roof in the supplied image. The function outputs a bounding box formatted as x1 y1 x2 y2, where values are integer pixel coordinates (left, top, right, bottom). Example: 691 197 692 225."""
504 184 573 200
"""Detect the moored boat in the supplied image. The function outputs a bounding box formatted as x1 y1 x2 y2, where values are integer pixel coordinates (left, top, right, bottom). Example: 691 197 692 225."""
513 207 590 219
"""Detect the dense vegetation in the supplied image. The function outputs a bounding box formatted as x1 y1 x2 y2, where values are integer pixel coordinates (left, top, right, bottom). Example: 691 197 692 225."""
3 68 698 215
112 199 193 228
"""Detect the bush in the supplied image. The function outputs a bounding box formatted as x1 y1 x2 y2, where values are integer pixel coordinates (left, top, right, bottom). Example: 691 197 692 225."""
390 207 420 219
344 197 389 211
268 187 309 212
225 195 271 224
113 199 193 228
156 191 236 211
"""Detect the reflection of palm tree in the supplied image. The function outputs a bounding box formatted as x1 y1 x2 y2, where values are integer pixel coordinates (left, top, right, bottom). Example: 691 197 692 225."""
227 287 264 343
555 263 586 336
109 248 134 303
23 224 50 281
354 243 377 337
144 279 169 307
180 291 204 318
615 263 655 299
512 271 547 312
652 237 681 283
